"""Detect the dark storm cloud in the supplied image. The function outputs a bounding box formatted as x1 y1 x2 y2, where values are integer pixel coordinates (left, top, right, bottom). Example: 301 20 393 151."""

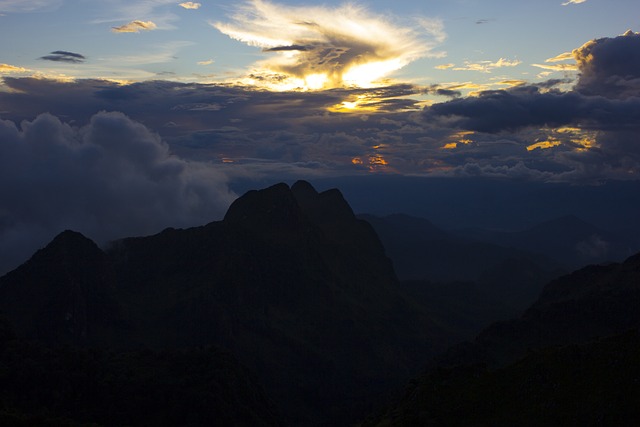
0 111 235 275
425 87 640 133
574 30 640 98
39 50 86 63
425 32 640 132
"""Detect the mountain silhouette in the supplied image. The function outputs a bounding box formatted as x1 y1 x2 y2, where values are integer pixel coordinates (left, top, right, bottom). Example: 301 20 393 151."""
0 230 124 346
0 181 447 426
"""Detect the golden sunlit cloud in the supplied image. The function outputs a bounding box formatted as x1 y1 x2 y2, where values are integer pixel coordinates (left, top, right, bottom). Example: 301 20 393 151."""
197 59 214 65
496 79 526 87
213 0 445 90
545 52 574 62
179 2 201 9
562 0 586 5
0 63 29 73
452 58 521 73
527 139 561 151
530 126 598 152
435 63 455 70
112 20 157 33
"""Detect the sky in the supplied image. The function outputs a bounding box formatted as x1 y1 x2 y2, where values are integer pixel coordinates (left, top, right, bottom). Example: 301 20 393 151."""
1 0 640 273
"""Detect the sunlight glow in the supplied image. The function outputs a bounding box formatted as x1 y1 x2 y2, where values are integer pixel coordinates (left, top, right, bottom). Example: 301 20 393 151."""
304 73 328 90
343 59 405 88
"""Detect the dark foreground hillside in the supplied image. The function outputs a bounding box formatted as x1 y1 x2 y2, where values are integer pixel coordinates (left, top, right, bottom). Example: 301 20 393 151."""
0 181 448 426
365 252 640 426
0 322 281 427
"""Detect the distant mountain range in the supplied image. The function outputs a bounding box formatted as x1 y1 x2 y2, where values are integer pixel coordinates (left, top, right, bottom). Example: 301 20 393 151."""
2 180 639 426
365 252 640 426
454 214 638 270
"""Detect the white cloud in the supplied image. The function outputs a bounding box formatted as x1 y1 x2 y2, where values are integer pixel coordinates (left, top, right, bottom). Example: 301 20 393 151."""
452 58 521 73
0 0 61 13
531 63 579 71
179 2 201 9
562 0 586 5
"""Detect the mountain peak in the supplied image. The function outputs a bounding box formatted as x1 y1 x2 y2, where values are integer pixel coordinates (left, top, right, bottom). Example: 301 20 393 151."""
223 182 305 230
291 181 355 224
290 179 318 199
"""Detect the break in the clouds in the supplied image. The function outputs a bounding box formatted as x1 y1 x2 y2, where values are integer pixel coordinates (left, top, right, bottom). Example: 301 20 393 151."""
39 50 86 63
213 0 445 89
112 20 157 33
179 2 201 9
0 110 235 275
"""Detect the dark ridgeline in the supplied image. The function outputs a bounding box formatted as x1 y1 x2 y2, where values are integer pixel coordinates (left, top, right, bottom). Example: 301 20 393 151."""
0 181 448 426
365 252 640 426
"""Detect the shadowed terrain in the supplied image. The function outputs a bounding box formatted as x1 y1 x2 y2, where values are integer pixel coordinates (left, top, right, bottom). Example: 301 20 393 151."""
0 181 448 426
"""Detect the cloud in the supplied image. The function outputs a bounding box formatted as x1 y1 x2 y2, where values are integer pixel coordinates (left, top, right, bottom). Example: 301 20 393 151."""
452 58 521 73
435 63 455 70
0 63 29 73
112 20 157 33
1 30 639 192
573 30 640 98
38 50 86 63
0 0 62 13
545 52 574 62
425 85 640 133
179 2 201 9
562 0 586 5
531 63 578 71
0 110 235 275
197 59 214 65
213 0 445 89
421 30 640 182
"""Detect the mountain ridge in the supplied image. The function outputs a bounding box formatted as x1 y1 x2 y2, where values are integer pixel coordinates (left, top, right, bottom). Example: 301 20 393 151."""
0 180 446 426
